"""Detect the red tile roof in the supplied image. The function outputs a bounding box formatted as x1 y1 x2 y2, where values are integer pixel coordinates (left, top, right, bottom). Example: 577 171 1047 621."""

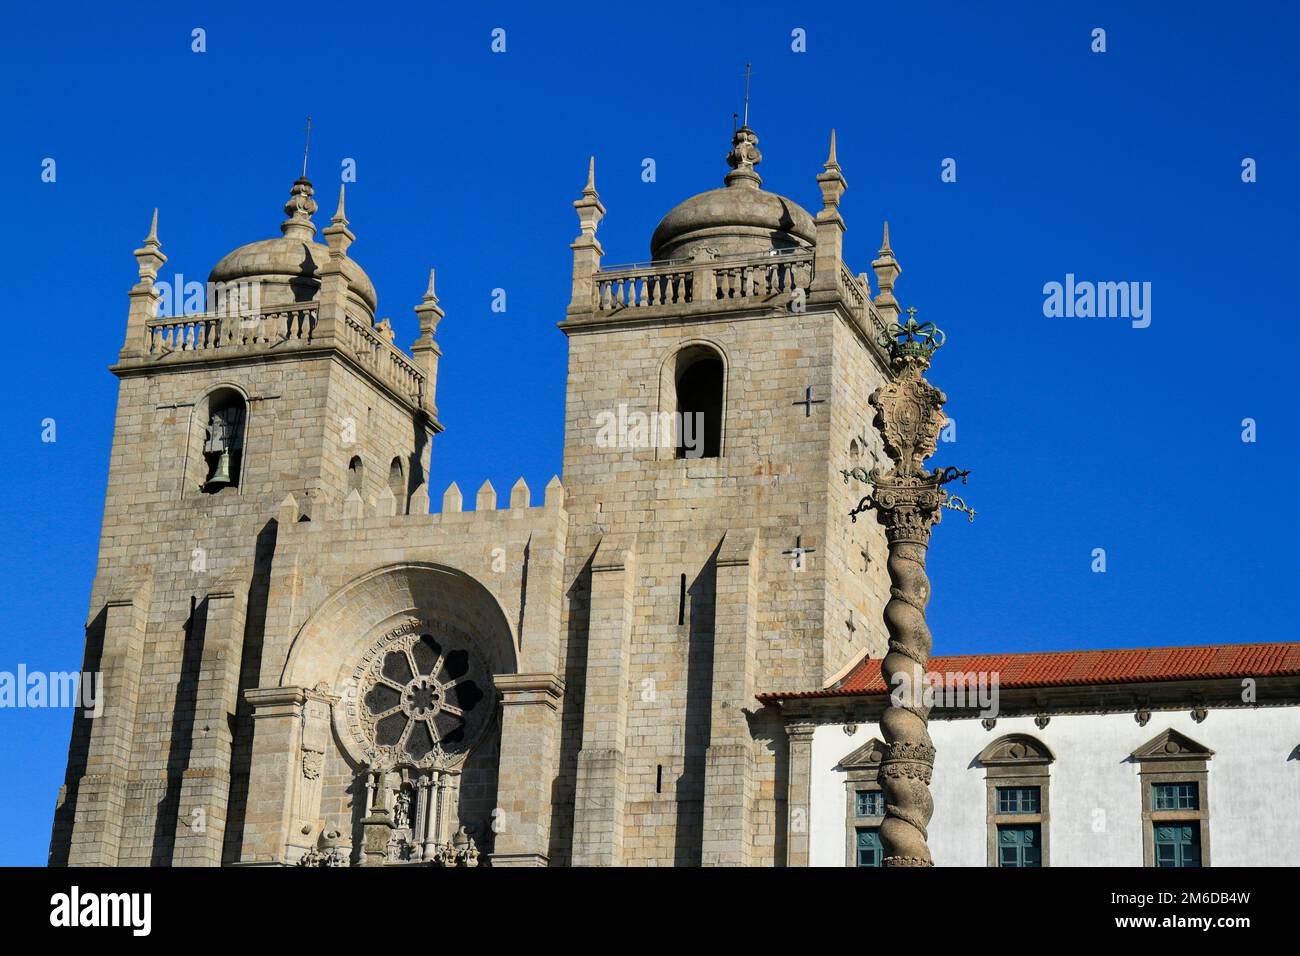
757 642 1300 702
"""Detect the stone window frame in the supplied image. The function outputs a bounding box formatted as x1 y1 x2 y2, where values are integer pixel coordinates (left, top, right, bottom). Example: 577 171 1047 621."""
1131 728 1213 868
978 733 1054 867
655 338 729 462
837 736 886 867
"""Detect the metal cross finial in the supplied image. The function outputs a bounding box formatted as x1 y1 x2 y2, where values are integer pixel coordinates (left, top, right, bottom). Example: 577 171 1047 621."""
302 116 312 179
742 62 753 127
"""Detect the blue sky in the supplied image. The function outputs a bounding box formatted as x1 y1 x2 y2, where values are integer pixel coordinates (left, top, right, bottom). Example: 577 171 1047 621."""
0 1 1296 865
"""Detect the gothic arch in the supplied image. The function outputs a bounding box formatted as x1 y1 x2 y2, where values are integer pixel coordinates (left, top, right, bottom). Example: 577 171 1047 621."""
276 563 517 864
281 562 519 716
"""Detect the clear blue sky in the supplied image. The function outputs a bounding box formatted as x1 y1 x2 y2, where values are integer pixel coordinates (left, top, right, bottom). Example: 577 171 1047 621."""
0 2 1296 865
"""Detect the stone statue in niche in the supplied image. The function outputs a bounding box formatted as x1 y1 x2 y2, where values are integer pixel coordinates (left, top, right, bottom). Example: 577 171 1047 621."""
393 788 411 830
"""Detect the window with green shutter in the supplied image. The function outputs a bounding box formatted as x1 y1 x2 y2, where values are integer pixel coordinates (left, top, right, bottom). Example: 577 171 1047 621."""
996 786 1041 814
856 790 884 817
1153 822 1201 867
1153 782 1199 811
856 827 883 867
997 824 1042 867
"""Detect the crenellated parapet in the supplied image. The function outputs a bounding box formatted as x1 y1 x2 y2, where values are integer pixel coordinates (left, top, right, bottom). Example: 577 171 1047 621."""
276 474 565 526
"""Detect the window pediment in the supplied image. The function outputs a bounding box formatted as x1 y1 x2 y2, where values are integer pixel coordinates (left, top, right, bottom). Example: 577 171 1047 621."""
838 737 886 770
1131 728 1214 762
979 733 1054 766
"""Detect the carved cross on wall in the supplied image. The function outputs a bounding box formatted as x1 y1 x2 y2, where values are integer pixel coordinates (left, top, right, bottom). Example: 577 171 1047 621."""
782 534 816 571
792 386 825 417
846 608 857 637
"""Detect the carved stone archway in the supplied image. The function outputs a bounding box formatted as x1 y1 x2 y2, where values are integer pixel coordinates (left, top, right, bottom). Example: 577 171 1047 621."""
243 563 518 866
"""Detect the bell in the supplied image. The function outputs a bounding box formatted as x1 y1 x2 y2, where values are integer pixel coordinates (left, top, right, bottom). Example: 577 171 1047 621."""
206 450 232 488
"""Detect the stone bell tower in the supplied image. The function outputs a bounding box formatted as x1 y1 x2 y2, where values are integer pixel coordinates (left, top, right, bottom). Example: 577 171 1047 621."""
555 125 907 865
50 177 443 866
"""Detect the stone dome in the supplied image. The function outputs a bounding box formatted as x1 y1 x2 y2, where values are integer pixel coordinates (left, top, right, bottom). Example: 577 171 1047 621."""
209 237 378 312
649 125 816 261
207 178 377 316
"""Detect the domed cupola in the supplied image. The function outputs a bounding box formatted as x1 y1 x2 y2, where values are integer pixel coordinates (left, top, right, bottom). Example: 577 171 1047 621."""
649 125 817 261
208 177 378 317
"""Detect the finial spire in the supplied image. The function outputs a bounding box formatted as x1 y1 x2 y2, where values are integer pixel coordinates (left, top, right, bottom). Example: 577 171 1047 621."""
742 61 753 128
332 183 347 225
302 116 312 180
321 182 354 257
424 267 437 301
572 155 605 238
872 220 903 322
816 128 847 214
133 207 166 284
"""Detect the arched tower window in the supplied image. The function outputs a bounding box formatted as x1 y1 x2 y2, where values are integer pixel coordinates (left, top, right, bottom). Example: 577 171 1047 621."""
673 345 723 459
348 456 364 495
199 388 246 493
388 457 405 500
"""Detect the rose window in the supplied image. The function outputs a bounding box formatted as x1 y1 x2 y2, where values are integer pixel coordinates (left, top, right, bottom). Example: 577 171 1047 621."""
357 631 490 765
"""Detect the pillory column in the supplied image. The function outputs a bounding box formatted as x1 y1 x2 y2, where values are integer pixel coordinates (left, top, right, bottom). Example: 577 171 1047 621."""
848 310 973 866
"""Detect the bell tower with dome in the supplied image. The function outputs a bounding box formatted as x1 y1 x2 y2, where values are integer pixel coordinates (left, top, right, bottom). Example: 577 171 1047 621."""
51 174 444 866
557 123 906 865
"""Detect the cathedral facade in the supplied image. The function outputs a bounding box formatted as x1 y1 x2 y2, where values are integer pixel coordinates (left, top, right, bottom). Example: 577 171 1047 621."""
51 124 904 866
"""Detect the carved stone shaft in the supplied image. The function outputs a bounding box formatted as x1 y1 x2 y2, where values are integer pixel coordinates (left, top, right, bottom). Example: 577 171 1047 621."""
867 343 948 867
874 493 941 866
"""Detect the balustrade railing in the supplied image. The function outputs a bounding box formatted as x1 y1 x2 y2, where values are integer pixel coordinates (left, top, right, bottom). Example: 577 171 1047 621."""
713 252 814 300
143 304 425 406
594 249 817 312
588 249 893 359
344 315 426 406
596 262 693 311
146 305 317 355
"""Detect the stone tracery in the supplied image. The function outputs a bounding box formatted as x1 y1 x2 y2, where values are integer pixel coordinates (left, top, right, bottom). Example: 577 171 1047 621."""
345 618 496 865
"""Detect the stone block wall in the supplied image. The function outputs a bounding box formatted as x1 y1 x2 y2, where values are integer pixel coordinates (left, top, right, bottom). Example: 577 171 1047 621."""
51 346 434 866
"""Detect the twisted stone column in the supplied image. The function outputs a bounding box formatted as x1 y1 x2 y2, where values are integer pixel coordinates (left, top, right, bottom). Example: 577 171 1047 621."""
865 313 951 867
873 483 942 866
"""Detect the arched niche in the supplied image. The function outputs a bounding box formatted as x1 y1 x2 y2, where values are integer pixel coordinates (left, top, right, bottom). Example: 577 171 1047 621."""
185 383 250 494
657 339 729 460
